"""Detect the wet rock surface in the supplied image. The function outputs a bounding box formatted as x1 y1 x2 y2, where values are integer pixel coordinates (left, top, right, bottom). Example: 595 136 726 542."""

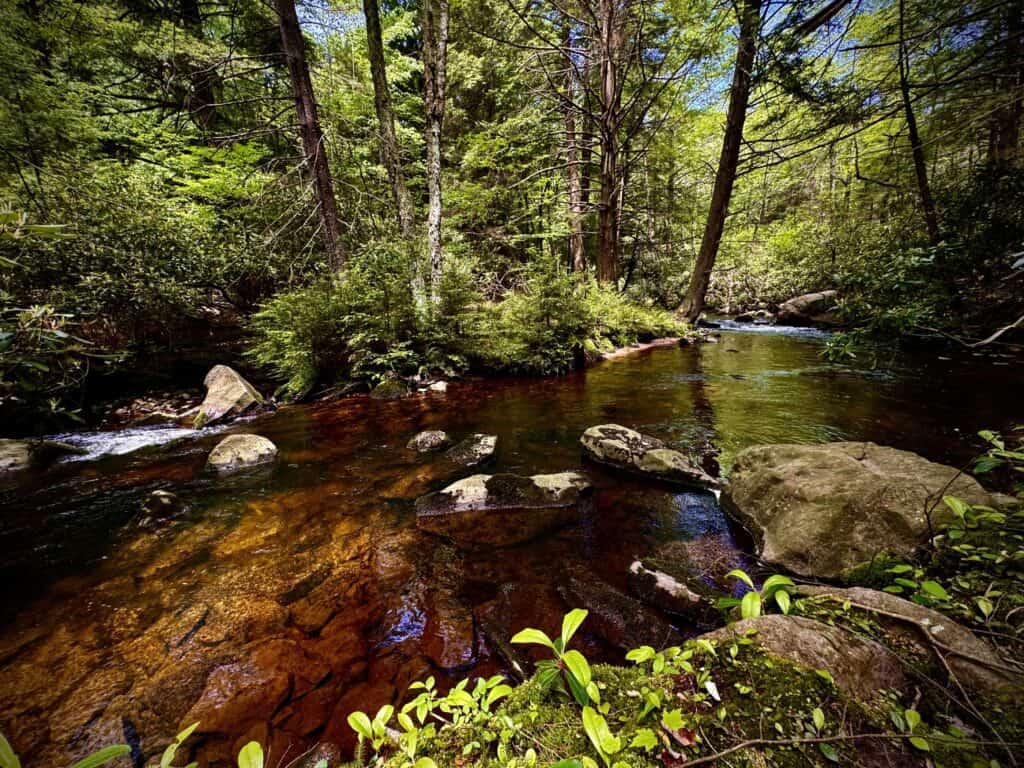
445 433 498 467
369 379 409 400
0 438 84 473
580 424 717 489
206 434 278 473
195 366 264 428
723 441 998 578
415 472 592 547
406 430 451 453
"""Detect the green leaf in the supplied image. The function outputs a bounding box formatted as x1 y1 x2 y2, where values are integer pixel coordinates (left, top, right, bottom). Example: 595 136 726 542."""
0 733 22 768
630 729 658 752
237 742 263 768
70 746 131 768
740 591 761 619
561 609 588 647
510 627 556 650
563 650 592 688
943 496 971 520
347 711 373 740
908 736 930 752
920 581 948 600
625 646 656 664
486 684 514 708
761 575 794 593
414 759 438 768
726 569 755 588
819 743 839 762
904 709 921 733
812 707 825 732
775 589 791 615
661 709 685 730
975 596 994 619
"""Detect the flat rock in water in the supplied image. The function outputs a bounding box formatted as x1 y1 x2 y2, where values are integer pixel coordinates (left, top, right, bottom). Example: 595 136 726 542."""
407 430 452 453
445 433 497 467
415 472 591 547
194 365 263 428
704 614 907 702
580 424 717 489
795 585 1024 694
0 439 84 474
627 559 710 621
722 441 998 578
206 434 278 473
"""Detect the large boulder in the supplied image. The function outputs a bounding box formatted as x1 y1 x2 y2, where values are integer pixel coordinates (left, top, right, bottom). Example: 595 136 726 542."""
445 433 498 467
795 585 1023 694
194 365 264 428
705 615 907 701
415 472 591 547
580 424 717 489
776 290 841 326
722 442 998 578
206 434 278 474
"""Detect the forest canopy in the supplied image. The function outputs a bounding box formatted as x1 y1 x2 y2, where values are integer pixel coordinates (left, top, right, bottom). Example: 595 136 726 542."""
1 0 1022 425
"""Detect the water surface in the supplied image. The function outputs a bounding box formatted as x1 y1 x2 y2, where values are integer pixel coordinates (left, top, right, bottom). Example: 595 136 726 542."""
0 326 1020 766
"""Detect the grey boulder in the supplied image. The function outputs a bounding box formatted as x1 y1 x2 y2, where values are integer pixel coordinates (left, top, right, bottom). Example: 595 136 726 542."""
194 365 264 428
581 424 717 489
206 434 278 473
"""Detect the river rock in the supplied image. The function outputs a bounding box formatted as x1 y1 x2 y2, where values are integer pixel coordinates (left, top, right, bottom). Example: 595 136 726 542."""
407 430 451 453
580 424 717 489
722 442 998 578
445 433 497 467
627 560 706 617
795 585 1023 694
0 439 32 473
139 490 181 523
206 434 278 473
195 365 264 428
415 472 591 547
0 439 84 473
704 615 907 701
735 309 774 324
776 290 841 326
560 565 683 651
369 379 408 400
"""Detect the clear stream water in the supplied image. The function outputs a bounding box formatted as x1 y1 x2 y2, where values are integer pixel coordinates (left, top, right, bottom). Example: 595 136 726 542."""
0 324 1020 766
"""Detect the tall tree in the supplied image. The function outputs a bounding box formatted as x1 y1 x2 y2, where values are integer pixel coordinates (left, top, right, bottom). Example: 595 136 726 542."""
595 0 629 283
423 0 450 294
364 0 416 238
563 24 586 272
897 0 940 245
988 0 1023 168
678 0 762 320
275 0 345 269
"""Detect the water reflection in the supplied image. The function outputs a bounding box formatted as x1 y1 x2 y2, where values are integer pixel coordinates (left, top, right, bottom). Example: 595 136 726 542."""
0 329 1021 767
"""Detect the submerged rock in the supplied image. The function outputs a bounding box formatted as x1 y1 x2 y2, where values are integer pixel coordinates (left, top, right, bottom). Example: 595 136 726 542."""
194 365 264 428
407 430 452 453
445 433 498 467
627 559 706 618
139 490 181 524
369 379 408 400
560 565 683 650
795 585 1023 694
722 441 998 578
415 472 591 547
705 615 907 701
776 290 841 326
0 438 84 473
206 434 278 473
580 424 717 489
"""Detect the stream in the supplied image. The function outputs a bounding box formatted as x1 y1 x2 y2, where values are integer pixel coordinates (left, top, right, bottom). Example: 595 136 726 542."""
0 323 1021 766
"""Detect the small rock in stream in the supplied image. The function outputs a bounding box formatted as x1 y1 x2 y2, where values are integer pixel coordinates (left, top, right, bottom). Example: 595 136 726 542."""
445 433 497 466
406 430 452 453
580 424 717 489
206 434 278 473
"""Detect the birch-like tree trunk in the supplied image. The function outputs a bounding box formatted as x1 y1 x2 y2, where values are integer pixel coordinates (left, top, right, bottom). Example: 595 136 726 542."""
422 0 449 295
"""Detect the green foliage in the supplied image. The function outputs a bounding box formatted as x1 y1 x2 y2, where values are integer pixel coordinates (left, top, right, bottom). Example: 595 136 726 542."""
716 570 795 618
511 609 597 707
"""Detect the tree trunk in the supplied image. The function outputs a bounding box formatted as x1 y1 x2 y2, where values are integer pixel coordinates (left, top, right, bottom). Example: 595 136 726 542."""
422 0 449 295
898 0 940 245
596 0 624 284
275 0 345 269
988 0 1023 168
364 0 415 237
563 25 586 272
678 0 761 321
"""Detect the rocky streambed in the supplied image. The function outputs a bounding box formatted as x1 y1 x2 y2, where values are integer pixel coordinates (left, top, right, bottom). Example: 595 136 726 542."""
0 324 1021 767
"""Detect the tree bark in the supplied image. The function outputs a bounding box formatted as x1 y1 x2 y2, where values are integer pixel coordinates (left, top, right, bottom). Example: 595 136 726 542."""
898 0 940 245
422 0 449 295
364 0 415 238
988 0 1023 168
678 0 761 321
596 0 625 284
563 25 586 272
275 0 345 269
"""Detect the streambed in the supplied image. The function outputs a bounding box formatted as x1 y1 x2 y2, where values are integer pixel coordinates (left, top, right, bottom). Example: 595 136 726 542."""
0 325 1020 766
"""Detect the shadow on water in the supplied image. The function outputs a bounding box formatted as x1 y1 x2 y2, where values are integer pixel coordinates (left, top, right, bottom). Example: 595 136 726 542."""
0 325 1021 766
